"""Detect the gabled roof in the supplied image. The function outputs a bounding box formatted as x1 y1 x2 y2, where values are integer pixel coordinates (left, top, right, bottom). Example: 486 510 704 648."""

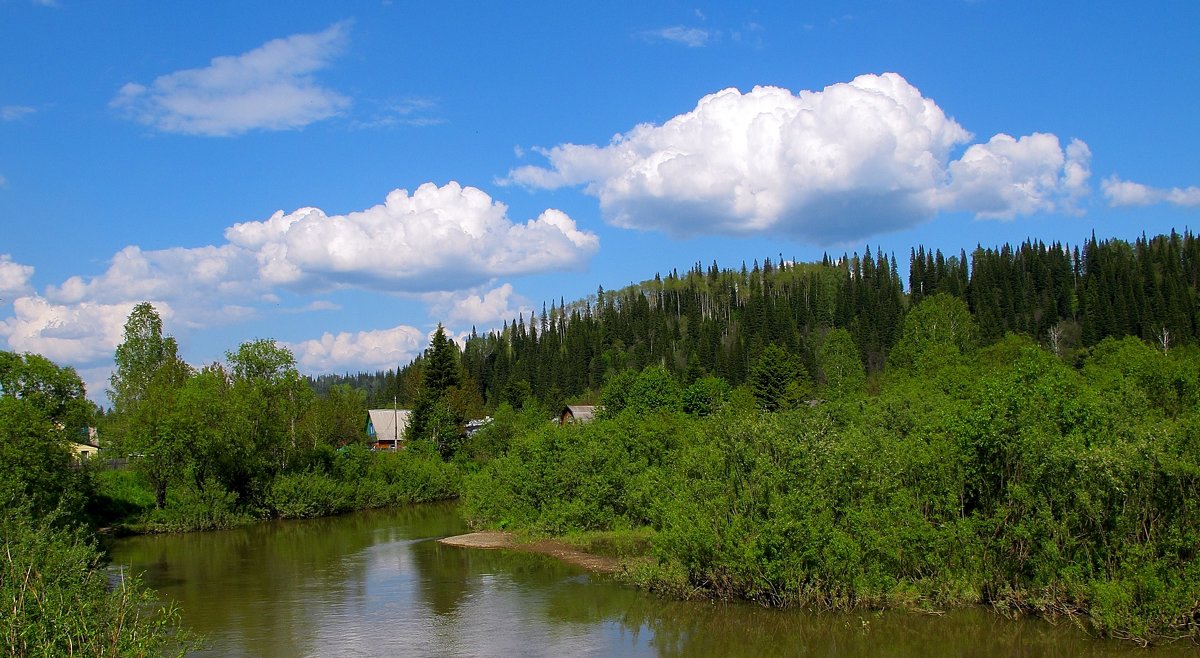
560 405 597 423
367 409 412 441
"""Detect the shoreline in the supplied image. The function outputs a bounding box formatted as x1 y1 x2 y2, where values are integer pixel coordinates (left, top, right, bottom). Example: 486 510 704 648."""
438 531 624 574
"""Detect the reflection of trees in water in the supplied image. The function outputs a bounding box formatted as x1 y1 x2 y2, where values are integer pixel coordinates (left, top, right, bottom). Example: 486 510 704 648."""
600 600 1162 658
112 505 1171 658
111 503 465 658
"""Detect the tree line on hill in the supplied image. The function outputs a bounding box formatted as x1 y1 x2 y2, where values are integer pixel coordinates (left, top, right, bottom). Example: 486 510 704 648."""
320 229 1199 417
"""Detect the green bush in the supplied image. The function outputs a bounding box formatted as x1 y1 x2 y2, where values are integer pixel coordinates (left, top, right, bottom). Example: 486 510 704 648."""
463 334 1200 643
1 507 195 656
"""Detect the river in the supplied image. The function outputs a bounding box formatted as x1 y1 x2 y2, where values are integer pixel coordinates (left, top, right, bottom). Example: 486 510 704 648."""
108 503 1195 657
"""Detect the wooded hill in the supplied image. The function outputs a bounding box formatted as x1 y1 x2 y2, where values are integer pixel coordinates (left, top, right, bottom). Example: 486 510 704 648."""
311 229 1200 410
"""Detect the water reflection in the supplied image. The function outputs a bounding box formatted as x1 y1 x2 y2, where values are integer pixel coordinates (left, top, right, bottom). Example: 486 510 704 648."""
109 504 1197 657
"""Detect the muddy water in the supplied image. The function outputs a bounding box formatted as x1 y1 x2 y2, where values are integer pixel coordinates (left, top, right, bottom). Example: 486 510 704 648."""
108 503 1196 657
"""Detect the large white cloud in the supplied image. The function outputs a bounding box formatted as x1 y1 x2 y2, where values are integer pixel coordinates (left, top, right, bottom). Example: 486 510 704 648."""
0 254 34 296
0 297 145 363
225 182 599 291
506 72 1093 243
286 324 426 373
3 182 594 370
111 22 350 136
1101 176 1200 208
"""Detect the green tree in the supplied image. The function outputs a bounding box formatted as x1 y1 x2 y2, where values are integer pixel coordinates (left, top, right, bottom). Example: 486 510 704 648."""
749 344 810 411
424 324 461 395
626 365 683 414
682 376 732 416
108 303 192 508
887 293 977 372
0 351 91 434
816 328 866 400
223 339 312 503
108 302 179 416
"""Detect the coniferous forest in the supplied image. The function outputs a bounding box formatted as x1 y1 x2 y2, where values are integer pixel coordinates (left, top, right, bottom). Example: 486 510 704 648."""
322 230 1199 412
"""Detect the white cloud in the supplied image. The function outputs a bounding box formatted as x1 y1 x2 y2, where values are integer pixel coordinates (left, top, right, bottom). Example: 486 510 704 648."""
286 324 426 372
45 244 263 306
111 22 350 136
1 105 35 121
424 283 529 327
1102 176 1200 208
0 296 145 363
225 181 599 291
353 97 445 129
0 254 34 296
3 182 594 370
506 72 1094 243
640 26 713 47
943 133 1091 218
0 175 7 189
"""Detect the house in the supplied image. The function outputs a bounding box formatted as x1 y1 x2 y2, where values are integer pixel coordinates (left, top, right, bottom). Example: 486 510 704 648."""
367 409 412 450
70 441 99 461
558 405 597 425
69 427 100 461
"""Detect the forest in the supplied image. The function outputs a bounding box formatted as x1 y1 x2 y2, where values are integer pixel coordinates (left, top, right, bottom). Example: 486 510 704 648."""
328 230 1198 418
2 228 1198 651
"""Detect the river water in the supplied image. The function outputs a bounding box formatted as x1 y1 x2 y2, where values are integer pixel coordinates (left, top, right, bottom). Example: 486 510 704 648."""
108 503 1195 657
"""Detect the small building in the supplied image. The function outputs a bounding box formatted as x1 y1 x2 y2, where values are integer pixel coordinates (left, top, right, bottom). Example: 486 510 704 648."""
70 441 99 461
367 409 412 450
558 405 597 425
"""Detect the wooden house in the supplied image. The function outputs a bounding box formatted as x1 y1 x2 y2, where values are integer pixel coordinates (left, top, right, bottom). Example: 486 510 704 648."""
367 409 411 450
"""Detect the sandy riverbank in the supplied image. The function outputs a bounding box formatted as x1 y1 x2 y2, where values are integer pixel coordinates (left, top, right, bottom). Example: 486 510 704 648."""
438 531 623 574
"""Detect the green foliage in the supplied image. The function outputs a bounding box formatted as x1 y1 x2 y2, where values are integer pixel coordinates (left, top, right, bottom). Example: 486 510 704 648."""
423 324 461 395
0 351 92 432
626 365 683 414
0 396 88 521
464 332 1200 644
1 507 194 656
599 369 638 415
816 328 865 400
682 376 732 416
749 344 810 411
888 293 977 372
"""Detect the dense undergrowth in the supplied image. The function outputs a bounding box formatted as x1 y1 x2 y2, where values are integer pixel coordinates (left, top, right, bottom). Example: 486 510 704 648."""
93 443 461 533
463 327 1200 645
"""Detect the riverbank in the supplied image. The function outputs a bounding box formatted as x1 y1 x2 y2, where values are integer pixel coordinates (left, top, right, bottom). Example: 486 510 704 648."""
439 531 626 573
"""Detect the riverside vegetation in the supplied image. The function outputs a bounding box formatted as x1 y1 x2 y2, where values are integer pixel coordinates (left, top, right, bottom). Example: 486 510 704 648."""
3 229 1199 651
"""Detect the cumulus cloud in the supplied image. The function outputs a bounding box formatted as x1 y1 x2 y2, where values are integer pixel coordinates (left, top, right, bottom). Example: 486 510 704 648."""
286 324 426 372
640 26 713 47
0 255 34 296
506 72 1093 243
3 182 594 369
943 134 1091 218
424 283 529 327
0 297 146 363
225 181 598 291
111 22 350 136
1101 176 1200 208
1 105 36 121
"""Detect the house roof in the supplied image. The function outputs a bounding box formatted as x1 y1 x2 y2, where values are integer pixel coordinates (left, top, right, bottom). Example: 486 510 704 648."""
560 405 597 422
367 409 412 441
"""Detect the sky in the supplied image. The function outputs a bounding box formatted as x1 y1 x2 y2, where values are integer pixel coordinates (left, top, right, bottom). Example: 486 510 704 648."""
2 1 1198 402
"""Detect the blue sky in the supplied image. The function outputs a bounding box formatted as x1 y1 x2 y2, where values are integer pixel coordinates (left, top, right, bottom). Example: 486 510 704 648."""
2 0 1198 400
